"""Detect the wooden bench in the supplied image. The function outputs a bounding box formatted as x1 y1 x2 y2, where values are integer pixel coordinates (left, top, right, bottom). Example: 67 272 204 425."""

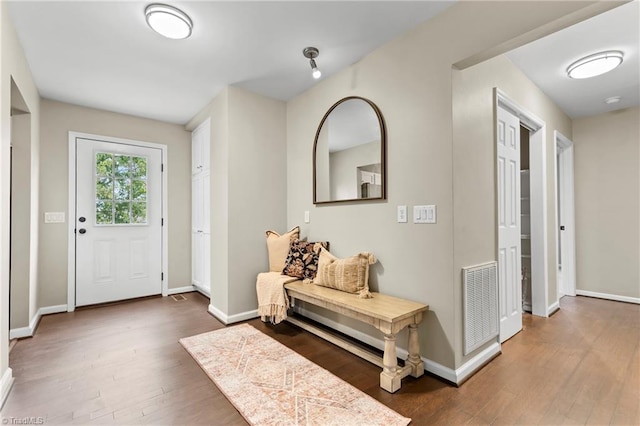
283 281 428 393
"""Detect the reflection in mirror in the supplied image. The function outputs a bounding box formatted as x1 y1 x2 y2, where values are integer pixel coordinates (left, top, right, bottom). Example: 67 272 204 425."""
314 97 386 204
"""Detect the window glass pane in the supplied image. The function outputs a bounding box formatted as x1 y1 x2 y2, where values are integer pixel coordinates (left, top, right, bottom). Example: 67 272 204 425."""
95 152 148 225
132 180 146 201
131 202 147 224
96 201 113 224
96 153 113 177
114 155 131 178
131 157 147 179
114 179 131 201
114 202 131 224
96 177 113 200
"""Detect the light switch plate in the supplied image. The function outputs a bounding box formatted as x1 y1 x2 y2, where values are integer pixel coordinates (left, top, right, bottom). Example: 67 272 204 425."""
44 212 65 223
397 205 407 223
304 211 310 224
413 205 436 224
425 205 436 223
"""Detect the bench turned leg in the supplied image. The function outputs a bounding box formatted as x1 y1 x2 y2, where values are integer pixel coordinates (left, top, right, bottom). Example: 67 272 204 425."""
380 333 401 393
405 323 424 378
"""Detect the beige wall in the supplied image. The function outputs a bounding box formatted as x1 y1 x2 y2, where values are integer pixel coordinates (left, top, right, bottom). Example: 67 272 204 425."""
452 54 572 365
192 86 287 319
10 113 31 329
573 107 640 299
227 87 287 314
286 1 599 372
209 89 229 314
1 0 41 400
38 99 192 307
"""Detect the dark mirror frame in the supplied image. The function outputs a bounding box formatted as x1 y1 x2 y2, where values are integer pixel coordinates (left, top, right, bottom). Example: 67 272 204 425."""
313 96 387 205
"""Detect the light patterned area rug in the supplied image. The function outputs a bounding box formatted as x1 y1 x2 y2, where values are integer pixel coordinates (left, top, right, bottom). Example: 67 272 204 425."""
180 323 411 426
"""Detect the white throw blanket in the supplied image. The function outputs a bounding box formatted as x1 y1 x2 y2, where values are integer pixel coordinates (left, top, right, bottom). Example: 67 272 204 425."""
256 272 299 324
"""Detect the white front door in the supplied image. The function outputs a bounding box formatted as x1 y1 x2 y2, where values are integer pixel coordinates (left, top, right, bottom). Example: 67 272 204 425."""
75 138 162 306
497 107 523 342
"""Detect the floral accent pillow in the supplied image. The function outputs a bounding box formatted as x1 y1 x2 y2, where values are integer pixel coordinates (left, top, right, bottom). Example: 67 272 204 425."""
282 240 329 280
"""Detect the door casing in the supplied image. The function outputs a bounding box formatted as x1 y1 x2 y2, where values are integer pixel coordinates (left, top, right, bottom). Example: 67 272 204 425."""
554 131 577 297
67 132 169 311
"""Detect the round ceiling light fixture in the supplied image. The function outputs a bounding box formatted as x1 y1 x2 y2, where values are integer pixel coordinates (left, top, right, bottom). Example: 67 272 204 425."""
145 4 193 40
567 50 623 79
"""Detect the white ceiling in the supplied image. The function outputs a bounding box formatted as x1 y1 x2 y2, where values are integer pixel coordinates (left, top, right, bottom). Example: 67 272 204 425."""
6 1 454 124
506 0 639 119
7 1 638 125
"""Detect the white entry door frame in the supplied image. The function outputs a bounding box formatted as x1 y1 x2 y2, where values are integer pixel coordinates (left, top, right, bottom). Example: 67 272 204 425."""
495 89 550 319
554 131 577 297
67 132 169 311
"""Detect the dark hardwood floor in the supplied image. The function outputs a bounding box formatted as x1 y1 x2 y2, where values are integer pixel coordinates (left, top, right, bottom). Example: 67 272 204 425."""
1 293 638 425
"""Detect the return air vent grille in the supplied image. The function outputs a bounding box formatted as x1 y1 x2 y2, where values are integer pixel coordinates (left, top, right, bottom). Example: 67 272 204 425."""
463 261 499 355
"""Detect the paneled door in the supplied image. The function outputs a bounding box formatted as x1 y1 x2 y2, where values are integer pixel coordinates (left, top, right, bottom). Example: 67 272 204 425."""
191 119 211 295
75 138 162 306
497 107 523 342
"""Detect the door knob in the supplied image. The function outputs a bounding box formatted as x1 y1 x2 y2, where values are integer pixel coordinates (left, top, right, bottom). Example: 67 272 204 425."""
78 228 87 234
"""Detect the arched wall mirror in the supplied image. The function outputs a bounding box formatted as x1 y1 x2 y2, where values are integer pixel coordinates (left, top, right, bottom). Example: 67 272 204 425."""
313 96 386 204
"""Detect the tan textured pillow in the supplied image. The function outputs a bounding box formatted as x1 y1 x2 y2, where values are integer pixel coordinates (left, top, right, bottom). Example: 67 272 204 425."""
265 226 300 272
313 247 377 298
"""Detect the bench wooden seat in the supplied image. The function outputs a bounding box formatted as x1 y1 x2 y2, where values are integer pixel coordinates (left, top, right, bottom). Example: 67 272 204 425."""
284 280 428 393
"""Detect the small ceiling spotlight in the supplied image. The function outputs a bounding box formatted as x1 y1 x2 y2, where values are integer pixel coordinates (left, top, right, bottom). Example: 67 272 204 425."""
145 4 193 40
303 47 322 79
604 96 622 105
567 50 624 79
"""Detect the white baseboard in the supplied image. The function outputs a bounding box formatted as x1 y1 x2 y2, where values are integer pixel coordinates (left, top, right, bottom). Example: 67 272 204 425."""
207 304 227 324
454 341 501 384
9 325 33 340
0 367 14 410
227 309 258 323
39 304 68 315
291 306 498 385
9 304 68 339
207 304 258 325
192 284 210 297
167 286 196 296
547 300 560 316
576 290 640 305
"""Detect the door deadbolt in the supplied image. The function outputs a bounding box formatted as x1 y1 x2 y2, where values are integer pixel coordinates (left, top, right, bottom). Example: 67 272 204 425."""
79 217 86 223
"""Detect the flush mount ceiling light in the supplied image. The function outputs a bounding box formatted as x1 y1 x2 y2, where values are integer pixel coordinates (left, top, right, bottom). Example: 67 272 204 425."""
145 4 193 40
303 47 322 79
567 50 623 79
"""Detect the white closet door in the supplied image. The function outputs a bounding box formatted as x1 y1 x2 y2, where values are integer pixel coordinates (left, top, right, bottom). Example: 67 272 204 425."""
497 107 523 342
191 119 211 294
